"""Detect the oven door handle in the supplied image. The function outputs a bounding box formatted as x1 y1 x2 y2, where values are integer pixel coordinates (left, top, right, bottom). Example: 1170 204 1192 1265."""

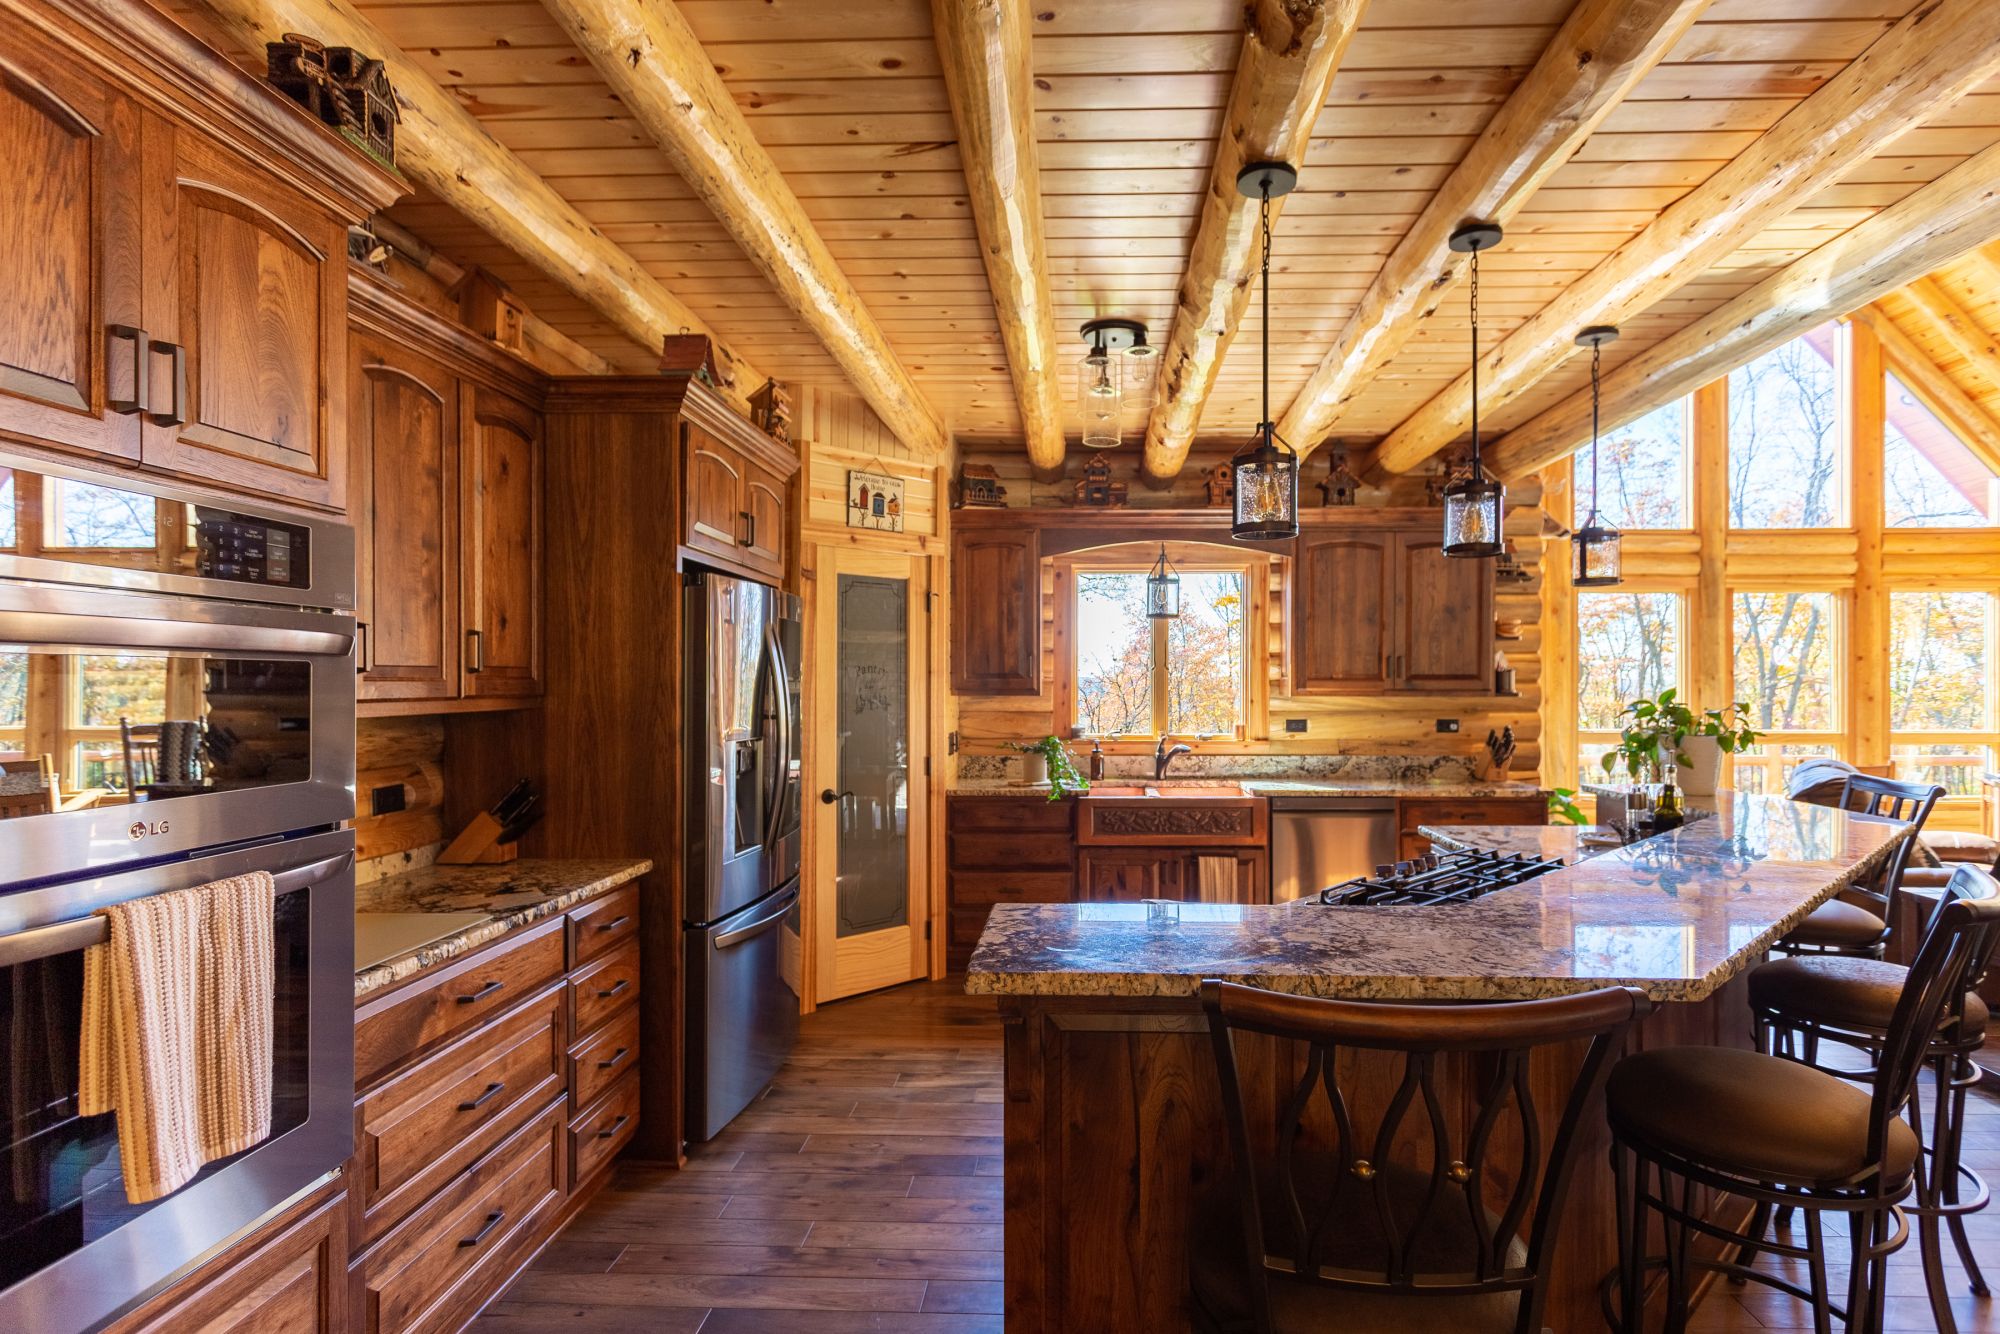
0 850 353 968
0 586 354 658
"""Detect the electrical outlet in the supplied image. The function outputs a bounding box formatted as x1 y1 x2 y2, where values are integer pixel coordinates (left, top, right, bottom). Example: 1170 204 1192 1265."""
370 783 407 816
1283 718 1308 734
1435 719 1460 734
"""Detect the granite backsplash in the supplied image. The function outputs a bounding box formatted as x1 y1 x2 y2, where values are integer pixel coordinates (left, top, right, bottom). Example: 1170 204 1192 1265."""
957 752 1482 784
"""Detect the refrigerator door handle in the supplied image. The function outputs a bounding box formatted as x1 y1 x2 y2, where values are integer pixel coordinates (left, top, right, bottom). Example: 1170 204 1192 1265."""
714 885 799 950
762 621 793 855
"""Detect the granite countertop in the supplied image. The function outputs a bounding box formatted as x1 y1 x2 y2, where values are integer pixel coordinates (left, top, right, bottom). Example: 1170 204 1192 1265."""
950 778 1545 799
1419 823 1624 862
966 793 1911 1004
354 858 652 999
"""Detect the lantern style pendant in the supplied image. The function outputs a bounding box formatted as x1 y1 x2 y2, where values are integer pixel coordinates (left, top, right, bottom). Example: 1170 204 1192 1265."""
1231 160 1301 543
1146 545 1180 619
1572 325 1623 587
1442 222 1506 559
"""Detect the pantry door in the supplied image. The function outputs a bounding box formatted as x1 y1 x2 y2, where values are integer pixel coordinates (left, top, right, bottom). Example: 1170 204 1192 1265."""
810 547 931 1002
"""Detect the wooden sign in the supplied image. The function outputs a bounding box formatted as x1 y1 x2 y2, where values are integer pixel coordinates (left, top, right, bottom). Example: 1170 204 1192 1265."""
847 470 904 532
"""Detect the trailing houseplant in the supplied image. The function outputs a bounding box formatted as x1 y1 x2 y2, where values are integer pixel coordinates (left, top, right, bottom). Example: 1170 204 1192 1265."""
1546 787 1590 827
1012 736 1090 801
1597 689 1761 796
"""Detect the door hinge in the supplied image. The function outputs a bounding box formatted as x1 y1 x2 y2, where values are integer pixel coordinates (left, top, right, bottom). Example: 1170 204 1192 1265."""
924 756 931 777
924 920 933 941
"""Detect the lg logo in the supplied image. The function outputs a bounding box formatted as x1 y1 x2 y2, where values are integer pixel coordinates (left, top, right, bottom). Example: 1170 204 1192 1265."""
128 819 170 840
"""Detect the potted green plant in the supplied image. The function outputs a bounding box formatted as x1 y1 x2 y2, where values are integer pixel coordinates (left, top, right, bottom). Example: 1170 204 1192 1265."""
1597 690 1762 797
1674 702 1761 796
1547 788 1590 827
1012 737 1090 801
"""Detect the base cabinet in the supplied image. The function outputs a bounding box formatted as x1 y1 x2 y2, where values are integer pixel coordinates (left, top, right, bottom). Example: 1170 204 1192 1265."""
1077 848 1267 904
106 1183 349 1334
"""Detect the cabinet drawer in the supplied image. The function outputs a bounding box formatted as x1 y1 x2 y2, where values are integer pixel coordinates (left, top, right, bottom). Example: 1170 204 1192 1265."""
949 797 1074 834
950 870 1073 907
568 884 639 966
568 1004 640 1110
951 832 1074 871
355 919 565 1088
568 938 640 1041
353 983 565 1247
356 1100 564 1334
569 1068 640 1186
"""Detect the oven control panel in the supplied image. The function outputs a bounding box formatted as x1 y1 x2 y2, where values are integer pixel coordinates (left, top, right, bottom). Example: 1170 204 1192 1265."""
193 510 310 588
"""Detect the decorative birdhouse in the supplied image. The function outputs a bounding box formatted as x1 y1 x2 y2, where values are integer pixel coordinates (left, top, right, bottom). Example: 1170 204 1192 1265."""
750 379 794 446
1317 450 1362 506
955 463 1008 509
326 46 398 165
1073 455 1128 509
1203 461 1233 508
266 34 355 134
661 333 722 387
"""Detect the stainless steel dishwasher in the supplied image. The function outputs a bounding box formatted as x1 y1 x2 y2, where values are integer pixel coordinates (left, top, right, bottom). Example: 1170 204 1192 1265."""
1268 797 1400 902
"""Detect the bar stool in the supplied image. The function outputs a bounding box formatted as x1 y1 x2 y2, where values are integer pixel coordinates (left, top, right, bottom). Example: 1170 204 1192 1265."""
1776 775 1942 959
1605 881 2000 1333
1194 980 1651 1334
1749 864 1999 1331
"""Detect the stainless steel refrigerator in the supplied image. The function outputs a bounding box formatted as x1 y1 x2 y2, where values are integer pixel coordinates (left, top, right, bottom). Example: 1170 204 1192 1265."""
683 570 804 1142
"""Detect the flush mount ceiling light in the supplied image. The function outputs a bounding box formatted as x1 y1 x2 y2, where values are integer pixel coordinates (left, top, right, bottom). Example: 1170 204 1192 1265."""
1572 325 1623 588
1077 318 1157 451
1231 161 1301 543
1441 221 1506 559
1146 544 1181 619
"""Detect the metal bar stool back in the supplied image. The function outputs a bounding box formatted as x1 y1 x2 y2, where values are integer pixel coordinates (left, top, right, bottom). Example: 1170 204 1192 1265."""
1778 775 1943 959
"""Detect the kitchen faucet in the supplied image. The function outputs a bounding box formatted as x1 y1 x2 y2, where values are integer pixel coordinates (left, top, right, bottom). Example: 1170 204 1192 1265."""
1154 737 1193 780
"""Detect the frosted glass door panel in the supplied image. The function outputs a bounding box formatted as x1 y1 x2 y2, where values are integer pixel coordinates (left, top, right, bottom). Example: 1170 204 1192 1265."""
835 574 909 938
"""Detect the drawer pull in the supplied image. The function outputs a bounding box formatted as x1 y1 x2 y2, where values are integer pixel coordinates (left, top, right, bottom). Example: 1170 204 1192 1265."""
458 1209 505 1249
456 980 505 1005
457 1081 506 1112
595 978 631 1000
595 915 631 933
595 1114 631 1140
596 1046 631 1071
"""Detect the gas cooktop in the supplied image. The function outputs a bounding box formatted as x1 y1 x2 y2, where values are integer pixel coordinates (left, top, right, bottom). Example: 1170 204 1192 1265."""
1319 848 1565 906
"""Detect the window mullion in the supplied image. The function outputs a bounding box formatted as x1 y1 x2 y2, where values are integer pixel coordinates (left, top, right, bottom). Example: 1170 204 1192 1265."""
1150 614 1169 738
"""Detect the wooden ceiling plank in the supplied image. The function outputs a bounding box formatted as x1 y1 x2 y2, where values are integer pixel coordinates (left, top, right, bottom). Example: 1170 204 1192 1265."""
537 0 948 455
1900 276 2000 396
1375 0 2000 477
1486 140 2000 482
1138 0 1369 483
191 0 766 396
932 0 1065 470
1861 303 2000 473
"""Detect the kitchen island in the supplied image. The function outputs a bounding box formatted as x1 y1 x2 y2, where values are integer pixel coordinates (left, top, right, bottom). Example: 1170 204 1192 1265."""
966 793 1913 1331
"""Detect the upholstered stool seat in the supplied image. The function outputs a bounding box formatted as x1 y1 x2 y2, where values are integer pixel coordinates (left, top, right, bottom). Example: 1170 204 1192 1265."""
1923 830 1999 866
1606 1046 1920 1189
1782 898 1889 952
1750 955 1990 1038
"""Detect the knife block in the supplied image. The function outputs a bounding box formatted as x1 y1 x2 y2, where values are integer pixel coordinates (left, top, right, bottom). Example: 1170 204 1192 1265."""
437 811 520 865
1474 755 1513 783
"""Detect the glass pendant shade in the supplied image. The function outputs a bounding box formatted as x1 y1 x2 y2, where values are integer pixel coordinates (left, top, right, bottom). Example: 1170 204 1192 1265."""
1146 546 1180 619
1231 426 1298 542
1573 514 1622 586
1077 344 1122 449
1441 474 1505 557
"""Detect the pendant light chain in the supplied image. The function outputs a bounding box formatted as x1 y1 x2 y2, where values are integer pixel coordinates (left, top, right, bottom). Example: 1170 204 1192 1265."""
1259 179 1272 436
1468 243 1481 469
1589 338 1602 519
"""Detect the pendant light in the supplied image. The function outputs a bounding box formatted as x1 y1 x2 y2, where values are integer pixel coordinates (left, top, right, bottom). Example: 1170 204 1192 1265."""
1146 544 1180 619
1231 161 1300 543
1441 222 1505 558
1572 325 1623 587
1077 323 1123 449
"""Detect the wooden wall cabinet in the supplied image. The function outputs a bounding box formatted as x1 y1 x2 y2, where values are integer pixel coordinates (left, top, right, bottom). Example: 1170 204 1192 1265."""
0 1 402 508
1292 522 1495 695
680 419 789 582
950 528 1041 694
462 387 544 698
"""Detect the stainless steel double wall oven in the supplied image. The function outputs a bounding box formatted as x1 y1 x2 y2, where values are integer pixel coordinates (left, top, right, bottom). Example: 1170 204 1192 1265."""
0 452 357 1330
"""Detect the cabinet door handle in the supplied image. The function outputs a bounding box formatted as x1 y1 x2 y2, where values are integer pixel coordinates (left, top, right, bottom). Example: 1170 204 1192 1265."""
595 1114 631 1140
148 339 186 427
457 1080 506 1112
458 1210 505 1249
739 510 755 548
595 978 631 1000
596 1046 631 1071
107 325 149 414
455 979 504 1005
355 621 370 676
465 628 484 673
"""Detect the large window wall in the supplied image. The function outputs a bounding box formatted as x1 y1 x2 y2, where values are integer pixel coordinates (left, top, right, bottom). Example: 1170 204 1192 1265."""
1549 316 2000 832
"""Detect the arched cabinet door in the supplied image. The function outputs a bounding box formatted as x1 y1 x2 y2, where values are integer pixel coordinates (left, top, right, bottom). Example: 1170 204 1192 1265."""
142 131 348 509
460 386 543 698
0 41 145 462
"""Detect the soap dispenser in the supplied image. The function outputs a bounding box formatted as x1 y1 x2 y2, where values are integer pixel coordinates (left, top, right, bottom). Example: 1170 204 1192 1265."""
1089 739 1105 781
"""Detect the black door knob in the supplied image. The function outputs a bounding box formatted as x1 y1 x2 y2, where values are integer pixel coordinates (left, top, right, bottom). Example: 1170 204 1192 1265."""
820 789 854 805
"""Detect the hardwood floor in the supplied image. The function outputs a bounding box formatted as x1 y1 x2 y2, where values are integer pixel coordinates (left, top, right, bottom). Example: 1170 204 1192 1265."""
477 980 1004 1332
480 979 1997 1332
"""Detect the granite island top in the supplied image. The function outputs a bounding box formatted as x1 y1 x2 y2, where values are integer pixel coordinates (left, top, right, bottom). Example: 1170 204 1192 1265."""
354 858 651 998
965 793 1910 1004
951 778 1546 799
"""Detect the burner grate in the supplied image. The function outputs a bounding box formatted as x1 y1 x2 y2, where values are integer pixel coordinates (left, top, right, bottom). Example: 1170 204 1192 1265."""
1318 848 1565 906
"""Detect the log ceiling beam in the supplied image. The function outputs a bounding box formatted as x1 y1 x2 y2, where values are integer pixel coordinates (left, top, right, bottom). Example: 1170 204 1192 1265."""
931 0 1065 473
1486 141 2000 482
1376 0 2000 477
192 0 765 399
1900 276 2000 396
1279 0 1712 461
1139 0 1367 484
539 0 948 456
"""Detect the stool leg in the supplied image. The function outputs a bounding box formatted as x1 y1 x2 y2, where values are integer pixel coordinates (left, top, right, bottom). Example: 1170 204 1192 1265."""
1613 1142 1645 1334
1846 1207 1894 1334
1732 1200 1773 1283
1940 1055 1990 1295
1803 1209 1832 1334
1909 1061 1959 1334
1664 1169 1697 1333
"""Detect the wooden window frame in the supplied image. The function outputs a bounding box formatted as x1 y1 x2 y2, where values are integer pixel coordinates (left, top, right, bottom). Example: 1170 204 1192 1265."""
1885 587 1999 813
1725 585 1849 793
1597 394 1696 536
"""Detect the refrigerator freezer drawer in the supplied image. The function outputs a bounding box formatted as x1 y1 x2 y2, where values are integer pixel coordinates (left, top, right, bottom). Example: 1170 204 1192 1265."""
684 880 802 1142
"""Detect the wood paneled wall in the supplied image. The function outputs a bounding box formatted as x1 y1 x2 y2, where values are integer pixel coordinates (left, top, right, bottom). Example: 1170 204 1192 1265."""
354 716 447 882
948 445 1546 772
